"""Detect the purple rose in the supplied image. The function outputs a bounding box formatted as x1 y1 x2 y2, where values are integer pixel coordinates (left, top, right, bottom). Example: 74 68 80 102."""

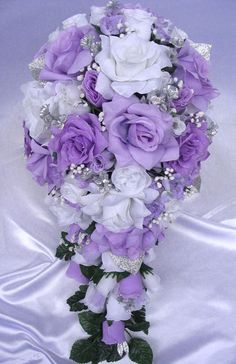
89 150 114 173
27 139 61 188
171 87 194 112
66 261 89 284
82 70 105 107
103 94 179 170
169 122 210 178
118 273 144 299
100 15 125 35
49 113 108 172
39 26 98 81
91 224 159 259
175 41 218 110
102 321 125 345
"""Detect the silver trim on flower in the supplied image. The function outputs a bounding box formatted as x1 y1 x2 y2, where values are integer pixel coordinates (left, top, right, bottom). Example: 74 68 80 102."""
29 55 45 80
189 41 212 61
117 341 129 357
110 253 144 274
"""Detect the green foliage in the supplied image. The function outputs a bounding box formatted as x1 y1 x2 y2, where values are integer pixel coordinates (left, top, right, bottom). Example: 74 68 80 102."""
140 263 154 278
79 311 105 336
129 338 153 364
125 307 150 335
67 286 88 312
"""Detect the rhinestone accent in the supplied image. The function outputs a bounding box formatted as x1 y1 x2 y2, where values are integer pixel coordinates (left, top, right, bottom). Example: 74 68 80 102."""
117 341 129 357
189 41 212 61
110 253 144 274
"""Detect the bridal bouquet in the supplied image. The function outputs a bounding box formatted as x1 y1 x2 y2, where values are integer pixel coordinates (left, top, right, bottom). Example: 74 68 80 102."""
22 1 218 363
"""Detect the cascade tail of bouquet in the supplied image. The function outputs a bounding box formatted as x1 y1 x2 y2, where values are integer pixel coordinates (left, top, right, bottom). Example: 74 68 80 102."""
22 1 219 363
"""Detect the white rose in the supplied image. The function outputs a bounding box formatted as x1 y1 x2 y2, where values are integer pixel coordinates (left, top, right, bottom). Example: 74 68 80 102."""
123 8 156 40
45 195 91 229
106 295 131 321
112 165 152 197
62 14 88 29
60 178 88 204
22 81 55 140
143 273 161 295
95 33 172 98
80 166 159 232
90 5 106 26
96 276 117 296
83 284 105 313
48 82 89 118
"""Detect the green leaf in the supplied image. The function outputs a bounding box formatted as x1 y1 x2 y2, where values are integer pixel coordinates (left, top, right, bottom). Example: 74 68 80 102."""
140 263 154 278
79 311 105 336
83 221 96 236
80 265 97 280
67 287 88 312
104 271 130 282
125 307 150 335
129 338 153 364
91 266 104 284
70 337 98 363
55 241 76 261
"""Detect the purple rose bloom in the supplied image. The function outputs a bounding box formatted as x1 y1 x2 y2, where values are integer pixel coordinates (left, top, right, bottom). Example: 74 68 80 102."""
171 87 194 112
175 41 218 110
103 94 179 170
66 261 89 284
90 150 114 173
82 70 105 107
102 321 125 345
91 224 159 259
118 273 144 299
100 15 125 35
27 139 61 187
169 122 210 178
49 113 108 172
39 26 97 81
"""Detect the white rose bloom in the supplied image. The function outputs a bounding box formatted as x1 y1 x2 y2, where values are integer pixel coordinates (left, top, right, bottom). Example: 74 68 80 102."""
22 81 88 141
106 295 131 321
90 5 106 26
96 276 117 296
123 8 156 40
81 166 159 232
83 284 105 313
143 273 161 295
45 195 91 229
95 33 172 98
48 82 89 118
60 178 88 205
22 81 55 140
62 14 88 29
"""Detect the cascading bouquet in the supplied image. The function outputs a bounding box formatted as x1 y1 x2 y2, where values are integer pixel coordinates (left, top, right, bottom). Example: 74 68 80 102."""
22 1 219 363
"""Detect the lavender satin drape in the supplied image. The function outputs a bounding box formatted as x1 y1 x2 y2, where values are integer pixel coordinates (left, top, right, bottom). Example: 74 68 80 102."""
0 1 236 363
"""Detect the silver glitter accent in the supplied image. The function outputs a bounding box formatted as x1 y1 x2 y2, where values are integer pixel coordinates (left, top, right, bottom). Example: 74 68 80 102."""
189 41 212 61
166 84 179 99
29 55 45 80
80 35 101 55
40 104 54 123
117 341 129 357
110 253 144 274
207 119 219 138
170 37 185 48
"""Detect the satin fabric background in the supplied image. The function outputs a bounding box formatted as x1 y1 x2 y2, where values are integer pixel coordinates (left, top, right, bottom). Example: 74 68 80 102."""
0 1 236 363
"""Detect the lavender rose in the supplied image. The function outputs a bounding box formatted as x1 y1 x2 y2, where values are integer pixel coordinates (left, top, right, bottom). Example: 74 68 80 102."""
91 224 159 259
39 26 98 81
82 70 105 107
171 87 194 112
102 321 126 345
175 41 218 110
103 94 179 170
118 273 144 299
100 15 125 35
49 113 108 172
27 139 61 187
169 122 210 178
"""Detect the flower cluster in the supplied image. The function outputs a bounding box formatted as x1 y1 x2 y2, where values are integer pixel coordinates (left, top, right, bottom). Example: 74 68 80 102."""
22 2 218 363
